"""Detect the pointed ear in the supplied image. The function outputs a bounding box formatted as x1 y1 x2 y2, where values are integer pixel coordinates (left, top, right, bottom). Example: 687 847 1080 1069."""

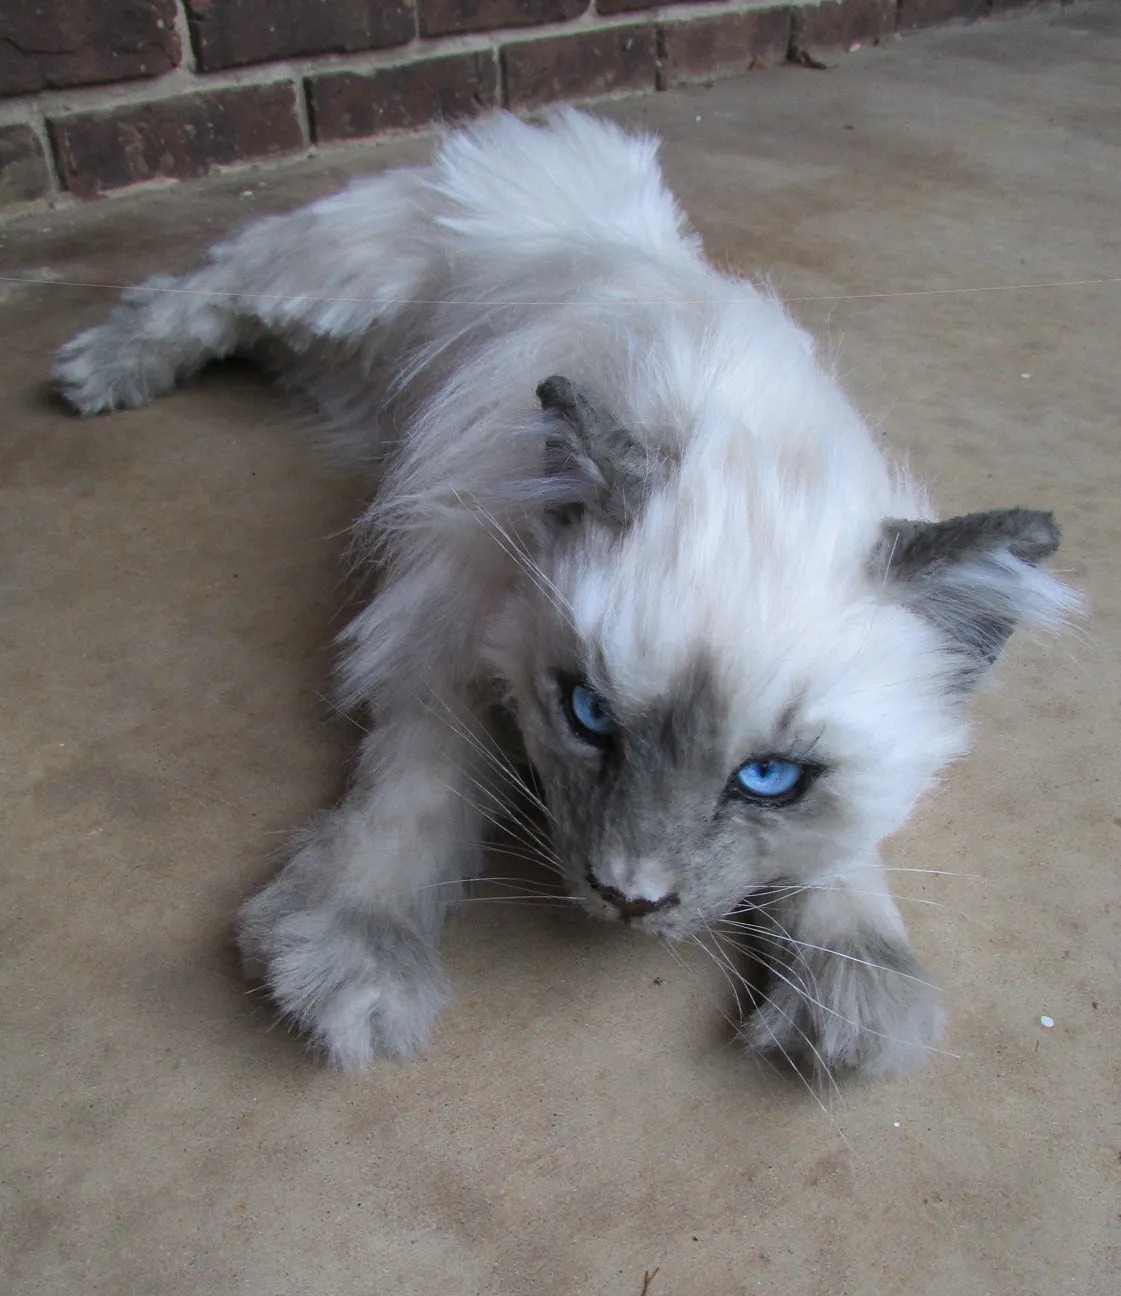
871 508 1074 685
536 375 660 526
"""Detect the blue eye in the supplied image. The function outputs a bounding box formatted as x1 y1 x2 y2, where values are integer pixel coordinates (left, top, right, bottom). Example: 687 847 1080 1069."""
735 759 805 801
566 683 616 744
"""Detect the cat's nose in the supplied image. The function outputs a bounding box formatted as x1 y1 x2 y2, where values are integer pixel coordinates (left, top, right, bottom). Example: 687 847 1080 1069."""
586 872 680 920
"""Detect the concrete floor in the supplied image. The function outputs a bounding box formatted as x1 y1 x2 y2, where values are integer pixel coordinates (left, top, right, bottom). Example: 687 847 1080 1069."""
3 7 1119 1294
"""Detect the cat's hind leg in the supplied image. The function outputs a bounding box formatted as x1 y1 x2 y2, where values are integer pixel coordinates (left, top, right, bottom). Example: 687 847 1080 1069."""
53 172 436 416
53 270 254 415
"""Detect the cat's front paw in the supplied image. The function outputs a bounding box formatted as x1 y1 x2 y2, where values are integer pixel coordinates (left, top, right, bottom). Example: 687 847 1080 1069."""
741 931 944 1082
238 895 451 1071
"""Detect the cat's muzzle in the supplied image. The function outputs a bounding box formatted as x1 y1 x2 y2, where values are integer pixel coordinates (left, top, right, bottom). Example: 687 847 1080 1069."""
585 871 680 923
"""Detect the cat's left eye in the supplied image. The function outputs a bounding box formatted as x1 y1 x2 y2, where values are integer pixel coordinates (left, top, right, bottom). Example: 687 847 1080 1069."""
563 681 617 746
732 758 810 805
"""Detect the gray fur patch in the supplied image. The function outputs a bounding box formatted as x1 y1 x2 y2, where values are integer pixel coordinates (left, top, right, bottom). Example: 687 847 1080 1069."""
239 864 451 1069
536 375 661 526
737 918 945 1081
875 508 1060 576
873 508 1062 676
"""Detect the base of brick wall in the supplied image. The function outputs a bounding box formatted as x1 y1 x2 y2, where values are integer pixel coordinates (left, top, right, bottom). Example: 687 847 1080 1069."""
0 0 1079 212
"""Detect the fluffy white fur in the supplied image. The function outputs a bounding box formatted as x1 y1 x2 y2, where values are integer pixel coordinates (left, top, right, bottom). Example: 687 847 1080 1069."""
54 109 1077 1081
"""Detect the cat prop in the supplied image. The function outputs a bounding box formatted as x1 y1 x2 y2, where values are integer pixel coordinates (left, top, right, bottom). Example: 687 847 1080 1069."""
55 110 1076 1079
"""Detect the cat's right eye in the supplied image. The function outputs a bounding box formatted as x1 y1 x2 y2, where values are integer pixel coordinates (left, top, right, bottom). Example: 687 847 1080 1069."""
561 680 617 747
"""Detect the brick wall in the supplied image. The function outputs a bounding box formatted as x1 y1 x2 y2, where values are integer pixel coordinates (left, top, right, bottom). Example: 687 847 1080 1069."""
0 0 1043 209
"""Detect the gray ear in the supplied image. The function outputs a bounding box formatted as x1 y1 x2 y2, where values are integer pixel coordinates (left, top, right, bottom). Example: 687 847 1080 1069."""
536 375 659 527
872 508 1064 682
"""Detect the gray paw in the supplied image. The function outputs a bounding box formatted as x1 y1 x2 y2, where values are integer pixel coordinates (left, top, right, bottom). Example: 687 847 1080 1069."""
741 931 945 1081
53 278 182 415
238 895 451 1071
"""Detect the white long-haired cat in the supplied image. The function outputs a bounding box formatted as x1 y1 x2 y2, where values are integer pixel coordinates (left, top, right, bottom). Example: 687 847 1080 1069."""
54 108 1075 1080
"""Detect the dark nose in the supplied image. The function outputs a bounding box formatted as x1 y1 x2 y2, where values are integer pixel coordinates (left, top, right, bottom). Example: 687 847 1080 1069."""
587 873 680 920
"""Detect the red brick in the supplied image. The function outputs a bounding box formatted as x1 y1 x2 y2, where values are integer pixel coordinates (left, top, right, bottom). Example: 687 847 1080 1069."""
502 26 657 108
185 1 415 72
597 0 702 12
659 10 792 87
790 0 896 50
898 0 989 29
0 124 51 206
419 1 588 38
308 52 499 143
49 84 304 200
0 1 179 97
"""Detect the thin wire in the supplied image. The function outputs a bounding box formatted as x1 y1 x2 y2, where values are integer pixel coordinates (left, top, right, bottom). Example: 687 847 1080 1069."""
785 276 1121 303
2 273 1120 307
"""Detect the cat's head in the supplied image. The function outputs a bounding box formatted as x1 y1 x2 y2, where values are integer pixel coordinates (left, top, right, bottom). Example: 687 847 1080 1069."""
485 377 1076 937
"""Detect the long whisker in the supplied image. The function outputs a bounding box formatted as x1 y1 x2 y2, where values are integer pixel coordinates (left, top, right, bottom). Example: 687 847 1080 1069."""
656 937 795 1088
415 691 560 850
314 690 371 733
417 688 554 819
734 880 993 931
656 935 820 1093
723 928 943 994
435 713 559 840
483 843 566 872
711 922 958 1061
412 875 562 896
456 490 576 632
725 903 825 1005
436 775 564 877
467 492 574 619
733 884 986 926
690 932 843 1130
453 895 577 908
678 932 757 1033
699 923 843 1096
457 768 561 863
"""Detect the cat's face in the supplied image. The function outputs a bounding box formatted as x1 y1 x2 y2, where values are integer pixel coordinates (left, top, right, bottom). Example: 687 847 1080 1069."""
489 500 969 937
481 377 1067 937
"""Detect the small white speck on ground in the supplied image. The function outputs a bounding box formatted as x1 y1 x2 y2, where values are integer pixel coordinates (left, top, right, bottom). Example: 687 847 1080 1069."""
1040 1015 1055 1029
1021 372 1032 378
893 1121 901 1128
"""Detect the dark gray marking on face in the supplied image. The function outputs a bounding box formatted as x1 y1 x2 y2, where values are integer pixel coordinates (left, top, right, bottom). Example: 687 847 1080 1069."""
536 375 661 527
530 660 844 925
547 661 728 883
872 508 1062 679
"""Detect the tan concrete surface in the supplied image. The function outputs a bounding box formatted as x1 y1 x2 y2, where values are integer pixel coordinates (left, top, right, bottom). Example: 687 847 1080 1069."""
2 8 1118 1294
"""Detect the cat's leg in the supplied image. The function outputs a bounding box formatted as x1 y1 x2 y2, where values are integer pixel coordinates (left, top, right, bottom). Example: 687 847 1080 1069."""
237 696 491 1071
52 266 254 415
741 857 945 1081
53 172 433 416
